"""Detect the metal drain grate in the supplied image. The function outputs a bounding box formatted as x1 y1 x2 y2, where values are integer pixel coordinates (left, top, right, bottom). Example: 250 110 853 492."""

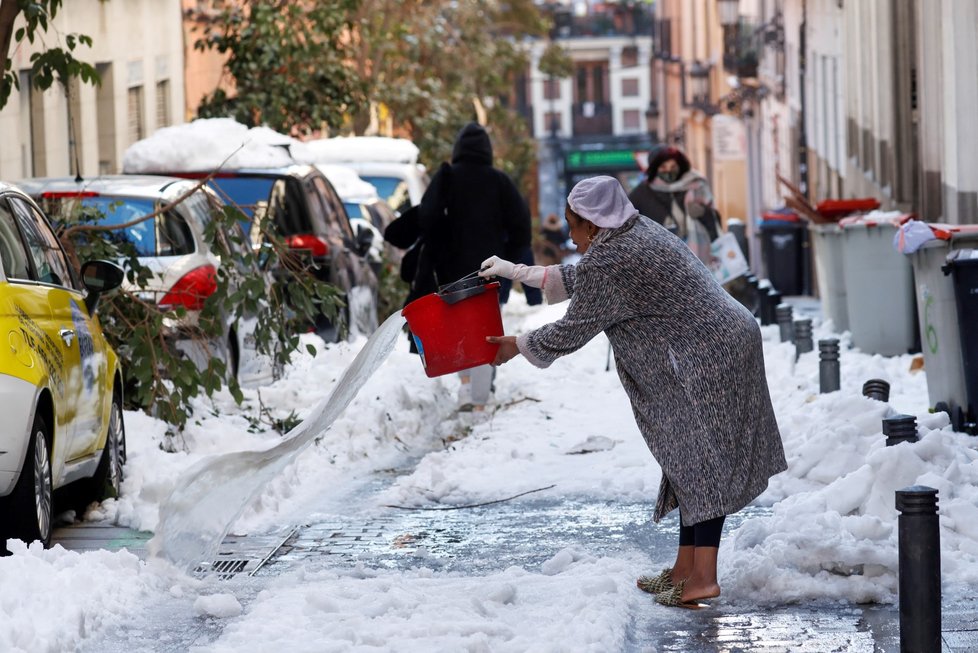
195 527 297 580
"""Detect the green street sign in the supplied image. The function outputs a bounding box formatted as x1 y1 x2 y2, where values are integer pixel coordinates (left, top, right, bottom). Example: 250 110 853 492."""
565 149 640 170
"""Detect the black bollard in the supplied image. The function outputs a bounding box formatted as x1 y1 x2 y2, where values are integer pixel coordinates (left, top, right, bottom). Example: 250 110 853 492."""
819 338 840 393
762 288 782 326
895 486 941 653
863 378 891 402
793 318 813 358
776 304 794 343
883 414 918 446
745 275 761 317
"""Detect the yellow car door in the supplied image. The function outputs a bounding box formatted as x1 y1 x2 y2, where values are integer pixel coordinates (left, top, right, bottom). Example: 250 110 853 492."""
7 197 107 473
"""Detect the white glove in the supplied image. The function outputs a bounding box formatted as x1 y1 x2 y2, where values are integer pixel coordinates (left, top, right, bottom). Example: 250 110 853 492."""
480 256 515 279
480 255 547 288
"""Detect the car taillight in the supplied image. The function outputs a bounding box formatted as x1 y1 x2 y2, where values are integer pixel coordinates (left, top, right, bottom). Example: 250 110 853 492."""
286 234 329 258
158 265 218 311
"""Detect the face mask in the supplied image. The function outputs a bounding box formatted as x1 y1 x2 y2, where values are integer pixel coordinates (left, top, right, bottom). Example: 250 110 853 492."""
658 169 679 183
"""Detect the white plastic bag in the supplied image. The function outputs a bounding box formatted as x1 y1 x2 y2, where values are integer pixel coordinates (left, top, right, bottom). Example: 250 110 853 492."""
709 232 749 284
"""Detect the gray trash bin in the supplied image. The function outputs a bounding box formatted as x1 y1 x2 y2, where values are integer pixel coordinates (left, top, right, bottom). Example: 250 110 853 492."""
908 231 978 425
809 223 849 332
840 217 916 356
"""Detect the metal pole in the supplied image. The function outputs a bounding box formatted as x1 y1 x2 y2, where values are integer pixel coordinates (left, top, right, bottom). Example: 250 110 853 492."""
818 338 840 392
895 486 941 653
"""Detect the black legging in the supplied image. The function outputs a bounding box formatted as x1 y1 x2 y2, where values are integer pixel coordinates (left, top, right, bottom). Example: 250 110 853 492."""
678 514 726 548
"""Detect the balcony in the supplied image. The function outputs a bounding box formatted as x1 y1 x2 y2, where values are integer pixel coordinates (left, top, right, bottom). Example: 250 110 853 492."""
721 24 760 79
544 6 653 39
572 102 612 136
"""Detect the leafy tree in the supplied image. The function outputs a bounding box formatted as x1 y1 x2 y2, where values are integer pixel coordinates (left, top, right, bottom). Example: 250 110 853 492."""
347 0 550 193
193 0 363 135
51 187 341 433
0 0 99 109
538 41 573 80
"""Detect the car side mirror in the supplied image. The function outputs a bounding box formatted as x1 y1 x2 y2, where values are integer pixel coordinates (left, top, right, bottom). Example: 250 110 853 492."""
356 224 374 257
80 259 125 313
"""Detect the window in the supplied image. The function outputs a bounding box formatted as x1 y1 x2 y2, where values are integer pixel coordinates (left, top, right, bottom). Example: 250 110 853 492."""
0 199 31 279
544 111 562 133
622 109 642 130
9 198 75 288
621 46 638 68
50 196 194 258
156 80 170 128
593 67 605 104
543 77 561 101
312 176 353 239
127 86 145 144
621 78 639 97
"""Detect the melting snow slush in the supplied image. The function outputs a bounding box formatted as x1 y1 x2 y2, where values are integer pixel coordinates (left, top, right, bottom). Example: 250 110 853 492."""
149 313 407 570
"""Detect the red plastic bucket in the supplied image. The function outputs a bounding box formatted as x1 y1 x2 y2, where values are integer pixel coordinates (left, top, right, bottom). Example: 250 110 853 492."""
402 280 503 378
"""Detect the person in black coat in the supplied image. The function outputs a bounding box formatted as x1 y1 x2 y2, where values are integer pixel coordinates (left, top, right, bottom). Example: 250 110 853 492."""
385 122 531 411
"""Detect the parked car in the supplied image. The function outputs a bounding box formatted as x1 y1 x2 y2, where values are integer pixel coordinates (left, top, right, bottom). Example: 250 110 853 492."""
0 182 126 547
303 137 429 213
19 175 279 388
157 165 379 341
316 164 399 274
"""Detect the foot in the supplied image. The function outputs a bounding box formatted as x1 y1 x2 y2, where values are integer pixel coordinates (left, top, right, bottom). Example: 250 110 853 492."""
654 579 716 610
679 578 721 603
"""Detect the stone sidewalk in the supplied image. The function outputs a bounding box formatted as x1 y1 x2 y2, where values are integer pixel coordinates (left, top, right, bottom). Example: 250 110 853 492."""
57 491 977 652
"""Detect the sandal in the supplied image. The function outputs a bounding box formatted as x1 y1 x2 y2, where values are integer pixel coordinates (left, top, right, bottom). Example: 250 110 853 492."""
636 568 673 595
654 579 708 610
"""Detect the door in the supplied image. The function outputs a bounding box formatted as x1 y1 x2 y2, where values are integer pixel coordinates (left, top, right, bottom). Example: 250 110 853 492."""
8 196 108 470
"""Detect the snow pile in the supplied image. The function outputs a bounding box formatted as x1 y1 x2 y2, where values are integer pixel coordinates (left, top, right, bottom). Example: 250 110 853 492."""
2 290 978 649
196 551 638 653
121 118 304 173
303 136 420 164
0 541 170 652
316 163 380 200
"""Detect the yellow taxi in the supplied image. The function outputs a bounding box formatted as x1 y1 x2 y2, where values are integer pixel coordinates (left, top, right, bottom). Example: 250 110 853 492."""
0 182 125 547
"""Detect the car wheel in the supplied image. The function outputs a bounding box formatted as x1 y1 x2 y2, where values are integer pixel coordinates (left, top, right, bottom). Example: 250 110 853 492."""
8 413 53 547
92 394 126 501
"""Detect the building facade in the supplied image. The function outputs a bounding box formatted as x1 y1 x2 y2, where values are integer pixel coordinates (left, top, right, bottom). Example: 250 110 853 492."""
0 0 185 180
521 2 658 219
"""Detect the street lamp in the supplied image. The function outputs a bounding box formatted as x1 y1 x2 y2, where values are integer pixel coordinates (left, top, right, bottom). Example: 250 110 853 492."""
645 100 660 140
687 60 711 106
717 0 740 27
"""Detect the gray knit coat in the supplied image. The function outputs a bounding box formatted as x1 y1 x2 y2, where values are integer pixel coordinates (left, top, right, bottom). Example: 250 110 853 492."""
516 215 786 526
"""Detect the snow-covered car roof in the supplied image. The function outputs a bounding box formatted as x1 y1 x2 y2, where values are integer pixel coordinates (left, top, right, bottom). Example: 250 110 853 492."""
15 175 201 201
302 136 420 165
122 118 304 174
315 164 380 202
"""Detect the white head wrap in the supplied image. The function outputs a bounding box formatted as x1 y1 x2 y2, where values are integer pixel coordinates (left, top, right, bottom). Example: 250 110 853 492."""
567 176 639 229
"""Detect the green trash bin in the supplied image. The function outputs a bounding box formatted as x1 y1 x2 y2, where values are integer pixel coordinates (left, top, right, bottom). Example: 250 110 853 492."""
908 230 978 429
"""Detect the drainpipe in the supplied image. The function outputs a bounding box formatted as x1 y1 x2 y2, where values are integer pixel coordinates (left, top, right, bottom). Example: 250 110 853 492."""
798 0 809 196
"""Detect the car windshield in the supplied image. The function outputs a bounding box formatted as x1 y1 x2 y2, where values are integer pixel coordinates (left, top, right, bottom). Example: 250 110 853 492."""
78 197 192 257
208 176 275 214
358 175 411 212
206 176 276 237
343 202 364 220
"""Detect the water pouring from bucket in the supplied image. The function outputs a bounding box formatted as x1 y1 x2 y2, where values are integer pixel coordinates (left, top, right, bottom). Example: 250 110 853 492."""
401 270 503 378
